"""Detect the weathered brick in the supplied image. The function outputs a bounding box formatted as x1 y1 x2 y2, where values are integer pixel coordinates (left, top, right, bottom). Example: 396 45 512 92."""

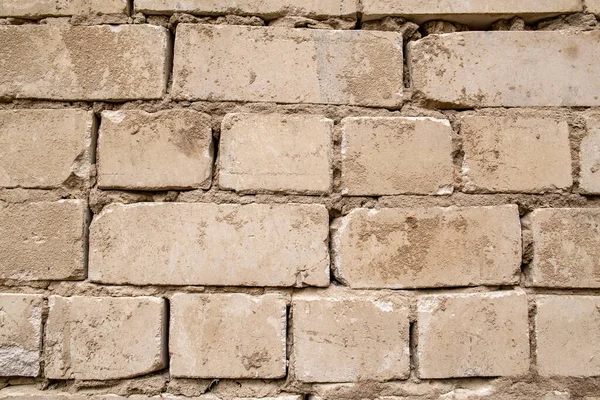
0 0 127 17
45 296 167 380
170 293 286 378
0 110 94 189
172 25 403 107
409 31 600 108
0 200 87 281
417 291 530 379
536 295 600 377
219 113 332 194
341 117 454 196
526 208 600 288
89 203 329 287
332 206 521 289
98 110 213 190
362 0 582 25
587 0 600 14
580 118 600 194
0 25 169 101
136 0 355 18
292 289 410 382
462 116 572 193
0 294 43 377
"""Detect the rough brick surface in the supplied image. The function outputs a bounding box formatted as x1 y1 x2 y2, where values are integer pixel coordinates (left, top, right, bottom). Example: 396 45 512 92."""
136 0 355 18
0 0 127 17
89 203 329 287
44 296 167 380
536 296 600 377
0 200 87 281
410 31 600 108
0 110 94 189
293 289 410 382
332 206 521 289
170 293 286 378
172 25 403 107
341 117 454 196
362 0 582 24
417 291 530 379
0 25 169 101
461 116 572 193
526 208 600 288
587 0 600 14
580 118 600 194
0 294 43 377
98 110 213 190
219 113 332 194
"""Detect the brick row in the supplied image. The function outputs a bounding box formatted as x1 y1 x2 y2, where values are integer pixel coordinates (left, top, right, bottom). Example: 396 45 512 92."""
0 0 127 17
4 291 598 380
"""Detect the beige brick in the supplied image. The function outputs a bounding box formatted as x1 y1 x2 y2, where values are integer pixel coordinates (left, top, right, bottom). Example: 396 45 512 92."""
45 296 167 380
98 110 213 190
0 200 87 281
219 113 332 194
536 295 600 376
526 208 600 288
587 0 600 14
362 0 581 25
0 0 127 17
89 203 329 287
136 0 355 18
417 291 530 379
341 117 454 196
409 31 600 108
172 25 403 108
0 294 43 377
292 289 410 382
170 293 286 378
0 110 94 189
332 206 521 289
0 25 169 101
580 118 600 194
462 116 572 193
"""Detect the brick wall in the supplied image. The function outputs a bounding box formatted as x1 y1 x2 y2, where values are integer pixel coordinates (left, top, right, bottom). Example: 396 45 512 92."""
0 1 599 399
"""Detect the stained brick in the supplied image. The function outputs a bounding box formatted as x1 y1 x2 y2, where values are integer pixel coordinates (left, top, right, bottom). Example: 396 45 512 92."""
580 118 600 194
0 0 128 17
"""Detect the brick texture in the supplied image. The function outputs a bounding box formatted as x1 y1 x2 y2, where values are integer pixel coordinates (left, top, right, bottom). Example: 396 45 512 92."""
332 206 522 289
219 113 332 194
0 0 128 17
587 0 600 14
410 31 600 108
580 118 600 194
0 109 94 189
172 25 403 107
89 203 329 287
341 117 454 196
0 25 169 100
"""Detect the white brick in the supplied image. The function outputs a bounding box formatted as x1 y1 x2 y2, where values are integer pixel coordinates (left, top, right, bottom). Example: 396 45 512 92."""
0 0 128 17
219 113 332 194
172 25 403 108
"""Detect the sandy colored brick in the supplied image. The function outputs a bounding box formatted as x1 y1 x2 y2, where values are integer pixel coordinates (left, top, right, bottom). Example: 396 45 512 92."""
0 294 43 377
332 205 521 289
409 31 600 108
292 289 410 382
0 0 127 17
98 110 213 190
341 117 454 196
0 25 169 101
0 110 94 189
0 200 87 281
362 0 581 25
580 118 600 194
89 203 329 287
170 293 286 378
536 296 600 376
44 296 167 380
219 113 332 194
587 0 600 14
462 116 572 193
526 208 600 288
417 291 530 379
136 0 355 18
172 25 403 107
